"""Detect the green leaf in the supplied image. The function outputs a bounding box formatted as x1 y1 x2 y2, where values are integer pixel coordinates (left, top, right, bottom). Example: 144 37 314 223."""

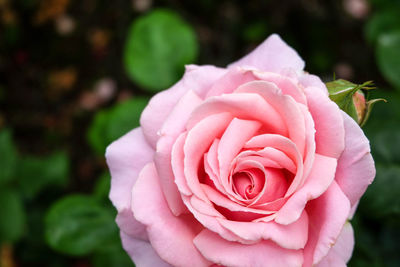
365 8 400 44
377 31 400 89
349 215 384 267
0 188 26 243
17 151 69 198
124 9 198 91
370 128 400 163
243 22 269 42
92 238 133 267
45 195 117 256
361 164 400 218
0 129 18 185
93 172 111 200
87 97 149 155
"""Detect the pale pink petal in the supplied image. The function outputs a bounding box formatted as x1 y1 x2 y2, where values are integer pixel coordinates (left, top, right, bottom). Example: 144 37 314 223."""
234 148 296 174
303 182 351 267
132 163 210 267
251 71 307 104
154 90 203 215
229 34 305 73
187 93 287 134
216 210 308 249
217 118 261 192
316 222 354 267
304 86 345 159
315 253 346 267
140 65 226 147
184 64 227 98
204 139 226 193
184 113 233 202
120 232 171 267
275 154 337 225
244 134 304 197
183 195 242 243
171 132 191 195
235 81 306 158
299 73 328 94
335 112 376 208
201 184 275 216
194 229 304 267
106 128 154 211
206 67 256 97
116 209 147 240
298 103 316 182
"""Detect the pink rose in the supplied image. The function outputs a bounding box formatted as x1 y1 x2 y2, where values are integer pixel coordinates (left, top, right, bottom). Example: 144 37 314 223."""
106 34 375 267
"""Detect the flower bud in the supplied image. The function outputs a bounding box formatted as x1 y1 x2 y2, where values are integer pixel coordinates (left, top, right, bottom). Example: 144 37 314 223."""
326 79 384 126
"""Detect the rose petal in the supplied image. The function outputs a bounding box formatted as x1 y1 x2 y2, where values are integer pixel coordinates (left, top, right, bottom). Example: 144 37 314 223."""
140 65 226 147
171 132 191 196
217 118 262 193
183 195 243 244
299 73 328 94
335 112 376 208
228 34 305 74
216 210 309 249
316 222 354 267
184 113 233 202
204 139 226 193
304 86 345 159
194 229 304 267
303 181 351 267
206 67 256 97
120 232 171 267
201 184 275 216
234 148 297 174
132 162 210 267
187 93 287 135
274 153 337 225
235 80 307 158
244 134 304 197
116 209 147 240
107 128 154 211
251 71 307 105
154 90 203 215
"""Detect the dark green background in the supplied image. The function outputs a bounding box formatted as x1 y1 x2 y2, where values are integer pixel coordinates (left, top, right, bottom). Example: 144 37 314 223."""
1 0 400 266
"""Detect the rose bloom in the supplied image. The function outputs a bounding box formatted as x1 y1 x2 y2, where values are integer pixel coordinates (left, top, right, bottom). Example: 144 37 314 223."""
106 35 375 267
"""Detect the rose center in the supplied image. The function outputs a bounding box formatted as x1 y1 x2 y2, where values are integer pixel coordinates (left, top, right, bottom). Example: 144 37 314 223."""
232 167 289 202
232 169 264 200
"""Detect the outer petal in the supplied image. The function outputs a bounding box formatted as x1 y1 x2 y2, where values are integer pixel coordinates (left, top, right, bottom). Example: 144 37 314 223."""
298 73 328 94
229 34 305 73
140 65 226 147
335 112 376 208
132 163 210 267
154 90 203 215
194 229 303 267
316 222 354 267
304 86 345 159
303 181 351 267
106 128 154 237
120 232 171 267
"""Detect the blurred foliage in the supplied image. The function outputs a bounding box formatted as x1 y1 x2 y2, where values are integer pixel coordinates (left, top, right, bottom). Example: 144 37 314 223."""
87 97 149 155
124 9 198 92
45 194 117 256
0 0 400 266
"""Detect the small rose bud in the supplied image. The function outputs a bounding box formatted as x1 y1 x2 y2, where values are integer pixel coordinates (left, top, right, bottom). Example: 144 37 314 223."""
326 79 385 126
353 90 366 124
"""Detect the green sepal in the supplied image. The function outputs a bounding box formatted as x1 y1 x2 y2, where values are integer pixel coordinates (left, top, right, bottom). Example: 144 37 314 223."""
360 98 387 127
326 79 381 126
